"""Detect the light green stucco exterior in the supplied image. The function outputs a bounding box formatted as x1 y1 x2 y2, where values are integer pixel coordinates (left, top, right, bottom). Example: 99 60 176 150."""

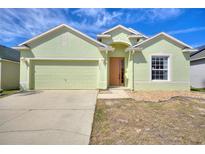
20 26 107 90
133 37 190 91
0 60 20 90
19 25 190 91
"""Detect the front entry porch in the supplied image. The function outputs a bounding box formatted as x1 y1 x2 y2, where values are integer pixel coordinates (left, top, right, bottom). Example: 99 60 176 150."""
106 43 133 90
109 57 125 86
97 88 131 99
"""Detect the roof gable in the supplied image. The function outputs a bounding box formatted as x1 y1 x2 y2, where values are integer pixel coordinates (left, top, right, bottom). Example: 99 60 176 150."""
134 32 192 49
19 24 107 48
101 25 147 38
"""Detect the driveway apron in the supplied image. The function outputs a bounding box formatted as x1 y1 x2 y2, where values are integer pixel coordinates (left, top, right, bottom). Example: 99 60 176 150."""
0 90 97 144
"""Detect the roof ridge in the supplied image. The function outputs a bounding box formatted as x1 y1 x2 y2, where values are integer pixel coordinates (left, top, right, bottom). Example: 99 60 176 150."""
133 32 192 49
101 24 147 37
19 24 107 48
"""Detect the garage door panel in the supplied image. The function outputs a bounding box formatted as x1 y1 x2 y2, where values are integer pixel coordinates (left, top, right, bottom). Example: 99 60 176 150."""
31 61 98 89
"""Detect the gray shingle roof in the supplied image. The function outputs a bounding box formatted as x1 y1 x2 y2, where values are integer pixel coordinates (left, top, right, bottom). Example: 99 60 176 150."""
190 45 205 61
0 45 20 62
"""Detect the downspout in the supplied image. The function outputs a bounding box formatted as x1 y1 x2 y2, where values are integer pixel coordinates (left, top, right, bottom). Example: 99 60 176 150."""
106 50 109 89
132 50 134 91
27 59 30 90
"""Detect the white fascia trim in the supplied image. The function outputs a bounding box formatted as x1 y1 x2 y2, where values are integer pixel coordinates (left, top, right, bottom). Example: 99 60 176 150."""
128 28 148 39
133 32 192 49
128 35 144 39
21 57 104 61
182 49 198 52
0 58 20 64
191 56 205 62
102 25 141 36
12 46 30 50
97 34 111 38
19 24 107 48
19 24 65 46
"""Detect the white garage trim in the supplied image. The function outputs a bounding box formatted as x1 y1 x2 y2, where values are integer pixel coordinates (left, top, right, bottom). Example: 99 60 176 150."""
31 60 99 90
21 57 104 61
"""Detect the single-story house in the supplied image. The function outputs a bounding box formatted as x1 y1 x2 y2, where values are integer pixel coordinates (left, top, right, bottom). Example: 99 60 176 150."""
0 45 20 90
14 24 194 91
190 45 205 88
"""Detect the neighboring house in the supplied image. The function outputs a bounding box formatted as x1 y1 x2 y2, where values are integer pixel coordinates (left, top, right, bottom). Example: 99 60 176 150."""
190 45 205 88
14 24 194 91
0 45 20 90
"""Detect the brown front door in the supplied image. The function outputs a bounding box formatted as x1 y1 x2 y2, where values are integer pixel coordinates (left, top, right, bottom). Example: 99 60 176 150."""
109 57 124 86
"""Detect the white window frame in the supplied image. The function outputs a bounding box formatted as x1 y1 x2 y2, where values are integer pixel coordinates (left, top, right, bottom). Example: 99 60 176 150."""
150 54 171 82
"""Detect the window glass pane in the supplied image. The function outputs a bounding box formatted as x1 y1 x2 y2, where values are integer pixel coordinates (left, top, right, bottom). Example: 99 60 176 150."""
163 64 167 69
163 70 168 80
160 60 163 69
152 70 155 80
151 56 168 80
160 74 163 79
156 61 159 69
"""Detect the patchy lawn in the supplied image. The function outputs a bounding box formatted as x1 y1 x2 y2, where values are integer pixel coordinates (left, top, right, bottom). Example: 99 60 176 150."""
0 90 19 98
90 97 205 144
128 91 205 102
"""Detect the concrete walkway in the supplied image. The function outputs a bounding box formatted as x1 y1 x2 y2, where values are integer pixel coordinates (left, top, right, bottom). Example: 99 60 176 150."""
0 90 97 145
97 88 131 99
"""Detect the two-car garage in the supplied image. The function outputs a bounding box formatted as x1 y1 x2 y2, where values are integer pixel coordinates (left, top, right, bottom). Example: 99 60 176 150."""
29 60 99 90
17 24 109 90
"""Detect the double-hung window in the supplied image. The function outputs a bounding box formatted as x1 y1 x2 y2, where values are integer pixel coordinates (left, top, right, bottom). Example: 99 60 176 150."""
151 56 169 80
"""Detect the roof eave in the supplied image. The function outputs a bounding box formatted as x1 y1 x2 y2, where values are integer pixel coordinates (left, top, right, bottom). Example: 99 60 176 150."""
128 35 145 39
12 46 30 51
101 24 145 36
191 57 205 62
182 48 198 52
97 34 111 38
133 32 192 49
18 24 107 48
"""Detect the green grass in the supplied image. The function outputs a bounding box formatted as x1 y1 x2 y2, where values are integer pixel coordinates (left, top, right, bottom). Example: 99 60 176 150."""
0 89 19 98
191 87 205 92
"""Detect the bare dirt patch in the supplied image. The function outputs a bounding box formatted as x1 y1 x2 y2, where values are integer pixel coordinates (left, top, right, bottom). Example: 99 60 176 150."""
128 91 205 102
90 97 205 144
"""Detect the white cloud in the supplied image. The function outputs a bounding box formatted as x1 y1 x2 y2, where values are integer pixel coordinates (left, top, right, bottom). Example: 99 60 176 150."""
0 8 69 44
168 27 205 35
0 8 185 46
0 8 123 45
147 8 183 21
73 8 123 27
123 8 183 23
73 8 104 17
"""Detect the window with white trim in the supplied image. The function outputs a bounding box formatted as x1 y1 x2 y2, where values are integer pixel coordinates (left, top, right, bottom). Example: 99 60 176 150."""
151 56 169 80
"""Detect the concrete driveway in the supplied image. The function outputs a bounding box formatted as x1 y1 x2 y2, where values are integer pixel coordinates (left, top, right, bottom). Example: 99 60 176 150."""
0 90 97 144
